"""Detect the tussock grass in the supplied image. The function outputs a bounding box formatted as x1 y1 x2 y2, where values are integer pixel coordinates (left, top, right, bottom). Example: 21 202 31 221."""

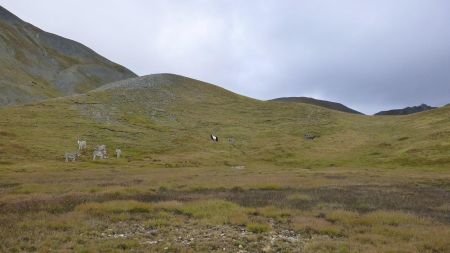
287 193 313 202
255 206 292 221
178 199 248 225
246 222 271 233
75 200 154 215
299 209 450 253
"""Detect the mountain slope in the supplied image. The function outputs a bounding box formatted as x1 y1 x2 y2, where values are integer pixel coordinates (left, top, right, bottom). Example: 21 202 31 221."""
374 104 436 115
269 97 363 114
0 6 137 106
0 73 449 168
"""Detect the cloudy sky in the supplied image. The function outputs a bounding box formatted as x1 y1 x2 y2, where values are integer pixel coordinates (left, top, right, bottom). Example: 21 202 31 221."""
1 0 450 114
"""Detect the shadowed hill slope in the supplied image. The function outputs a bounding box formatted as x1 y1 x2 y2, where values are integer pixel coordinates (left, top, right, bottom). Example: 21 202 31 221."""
0 73 449 169
374 104 437 115
0 6 137 106
269 97 363 115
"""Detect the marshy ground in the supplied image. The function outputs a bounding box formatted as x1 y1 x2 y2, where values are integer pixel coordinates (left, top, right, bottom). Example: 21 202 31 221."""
1 161 449 252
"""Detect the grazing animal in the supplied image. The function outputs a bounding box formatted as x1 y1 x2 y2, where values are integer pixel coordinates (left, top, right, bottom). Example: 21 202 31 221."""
65 152 79 162
210 134 219 142
97 145 107 155
77 140 87 150
92 150 106 160
92 145 107 160
115 148 122 158
304 133 317 140
97 145 106 152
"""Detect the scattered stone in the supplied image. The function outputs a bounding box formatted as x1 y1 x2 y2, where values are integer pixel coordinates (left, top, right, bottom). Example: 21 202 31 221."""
93 219 308 252
262 245 271 252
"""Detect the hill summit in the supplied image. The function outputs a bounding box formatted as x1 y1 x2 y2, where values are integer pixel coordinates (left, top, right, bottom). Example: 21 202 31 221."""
0 6 136 106
269 97 363 114
374 104 436 115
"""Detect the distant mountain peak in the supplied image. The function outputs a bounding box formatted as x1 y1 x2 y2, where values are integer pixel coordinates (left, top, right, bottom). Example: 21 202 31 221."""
374 104 436 116
269 96 363 115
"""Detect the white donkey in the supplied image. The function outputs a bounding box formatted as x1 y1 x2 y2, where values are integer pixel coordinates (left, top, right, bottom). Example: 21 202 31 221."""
65 151 80 162
115 148 122 158
92 150 106 160
93 145 107 160
77 140 87 150
97 145 106 155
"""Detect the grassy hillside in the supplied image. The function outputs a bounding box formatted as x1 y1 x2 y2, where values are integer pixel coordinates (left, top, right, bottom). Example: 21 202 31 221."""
269 97 363 115
0 6 137 106
0 74 449 252
1 74 448 168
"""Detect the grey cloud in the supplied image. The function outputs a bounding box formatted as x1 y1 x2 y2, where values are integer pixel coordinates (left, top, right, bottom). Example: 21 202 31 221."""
1 0 449 114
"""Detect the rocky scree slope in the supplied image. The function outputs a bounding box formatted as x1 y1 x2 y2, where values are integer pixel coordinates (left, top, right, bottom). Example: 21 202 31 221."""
0 6 136 106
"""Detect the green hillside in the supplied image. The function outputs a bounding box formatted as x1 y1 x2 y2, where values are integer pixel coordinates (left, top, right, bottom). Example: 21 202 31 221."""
1 73 449 168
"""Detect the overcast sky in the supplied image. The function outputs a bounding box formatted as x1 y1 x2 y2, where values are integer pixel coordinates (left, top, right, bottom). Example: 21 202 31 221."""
1 0 450 114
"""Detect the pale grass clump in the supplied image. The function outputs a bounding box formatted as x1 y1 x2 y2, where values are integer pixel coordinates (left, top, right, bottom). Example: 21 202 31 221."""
0 192 53 204
144 217 172 229
256 206 292 221
254 184 283 190
286 193 312 202
434 202 450 212
360 210 427 226
325 209 360 225
178 199 248 225
12 183 70 195
293 216 343 237
44 212 85 231
75 200 154 215
246 222 271 233
228 211 249 225
304 239 351 253
152 200 183 210
301 209 450 252
326 209 428 228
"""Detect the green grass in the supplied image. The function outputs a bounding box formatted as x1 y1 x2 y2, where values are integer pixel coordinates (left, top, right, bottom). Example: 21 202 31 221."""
246 222 271 233
0 74 449 252
179 199 248 225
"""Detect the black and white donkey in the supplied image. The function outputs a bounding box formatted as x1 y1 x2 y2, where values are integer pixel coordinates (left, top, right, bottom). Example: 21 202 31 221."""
210 134 219 142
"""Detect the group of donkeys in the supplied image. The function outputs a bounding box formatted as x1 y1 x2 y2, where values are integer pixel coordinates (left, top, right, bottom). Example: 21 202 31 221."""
64 140 122 162
64 134 227 162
